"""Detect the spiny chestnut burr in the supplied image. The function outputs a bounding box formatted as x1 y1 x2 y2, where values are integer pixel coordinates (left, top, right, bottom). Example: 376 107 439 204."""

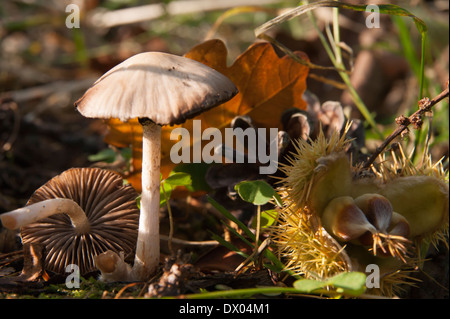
274 125 448 296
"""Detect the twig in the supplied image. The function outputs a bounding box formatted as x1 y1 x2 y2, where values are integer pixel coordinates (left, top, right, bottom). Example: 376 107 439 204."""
159 235 219 247
234 238 271 273
0 250 23 267
113 282 144 299
88 0 281 29
0 78 96 103
0 98 20 153
363 84 449 170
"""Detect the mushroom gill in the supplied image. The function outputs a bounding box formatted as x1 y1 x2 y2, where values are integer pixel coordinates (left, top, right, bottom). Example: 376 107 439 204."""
20 167 139 275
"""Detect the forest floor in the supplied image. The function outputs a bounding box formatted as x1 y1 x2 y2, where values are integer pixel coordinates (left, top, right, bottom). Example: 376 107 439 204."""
0 0 448 300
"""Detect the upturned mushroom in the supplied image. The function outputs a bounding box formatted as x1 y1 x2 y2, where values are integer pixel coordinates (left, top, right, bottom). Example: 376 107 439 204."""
0 168 139 275
74 51 238 281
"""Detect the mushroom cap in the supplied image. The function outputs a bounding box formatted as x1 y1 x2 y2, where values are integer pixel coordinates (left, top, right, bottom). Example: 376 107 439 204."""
75 52 238 125
20 168 139 275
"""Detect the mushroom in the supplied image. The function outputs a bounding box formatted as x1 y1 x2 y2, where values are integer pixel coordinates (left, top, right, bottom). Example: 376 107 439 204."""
74 51 238 281
0 167 139 275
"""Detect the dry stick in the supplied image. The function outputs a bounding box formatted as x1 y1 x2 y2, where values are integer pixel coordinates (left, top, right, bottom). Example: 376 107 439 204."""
363 85 449 170
159 235 218 247
0 250 23 267
88 0 281 28
0 98 20 153
1 78 96 103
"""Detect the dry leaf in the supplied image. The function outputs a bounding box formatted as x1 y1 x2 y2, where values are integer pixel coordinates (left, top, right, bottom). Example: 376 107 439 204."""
105 39 309 191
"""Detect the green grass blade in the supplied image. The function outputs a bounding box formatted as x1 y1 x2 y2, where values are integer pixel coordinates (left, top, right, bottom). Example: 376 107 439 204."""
207 196 255 241
208 231 250 259
220 220 255 248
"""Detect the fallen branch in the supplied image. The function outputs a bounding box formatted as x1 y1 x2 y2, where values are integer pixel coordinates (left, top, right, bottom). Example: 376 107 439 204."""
363 83 449 170
88 0 281 29
0 98 20 153
0 78 96 103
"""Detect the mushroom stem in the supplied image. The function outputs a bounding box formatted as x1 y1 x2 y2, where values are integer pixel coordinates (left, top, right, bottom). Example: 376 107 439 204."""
0 198 90 234
132 119 161 280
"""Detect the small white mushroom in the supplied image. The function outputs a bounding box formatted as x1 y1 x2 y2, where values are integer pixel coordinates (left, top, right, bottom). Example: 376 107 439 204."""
75 51 238 281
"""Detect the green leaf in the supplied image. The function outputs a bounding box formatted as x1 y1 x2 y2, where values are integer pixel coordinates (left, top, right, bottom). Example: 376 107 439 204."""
293 272 367 296
88 148 116 163
327 272 366 296
120 147 132 161
293 279 327 293
159 172 192 207
235 180 277 206
172 163 212 192
251 209 278 229
164 172 192 187
88 147 131 163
